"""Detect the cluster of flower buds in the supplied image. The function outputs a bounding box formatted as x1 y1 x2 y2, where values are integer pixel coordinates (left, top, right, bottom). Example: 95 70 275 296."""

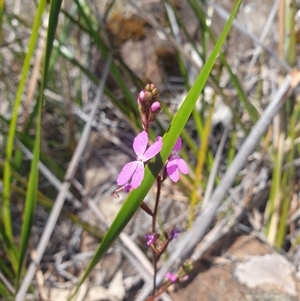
137 83 161 132
163 258 193 286
145 228 181 257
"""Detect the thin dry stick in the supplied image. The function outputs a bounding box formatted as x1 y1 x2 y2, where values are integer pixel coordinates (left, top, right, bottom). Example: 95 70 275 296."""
249 0 279 68
22 27 47 130
136 71 297 301
15 55 112 301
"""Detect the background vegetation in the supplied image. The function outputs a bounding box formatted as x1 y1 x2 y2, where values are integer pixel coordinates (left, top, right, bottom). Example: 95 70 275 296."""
1 0 299 300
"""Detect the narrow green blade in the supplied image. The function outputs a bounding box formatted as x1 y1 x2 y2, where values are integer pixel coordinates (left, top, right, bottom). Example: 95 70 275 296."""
70 0 243 298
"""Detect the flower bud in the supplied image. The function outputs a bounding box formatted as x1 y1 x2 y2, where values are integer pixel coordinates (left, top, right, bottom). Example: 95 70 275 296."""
137 84 160 131
145 233 160 246
145 83 158 100
182 258 194 272
151 87 158 99
170 228 180 239
137 89 146 105
150 101 161 113
148 101 161 124
145 83 153 91
144 91 152 102
165 272 178 283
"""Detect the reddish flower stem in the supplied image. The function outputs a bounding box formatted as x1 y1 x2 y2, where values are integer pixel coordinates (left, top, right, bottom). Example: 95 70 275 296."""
151 175 163 295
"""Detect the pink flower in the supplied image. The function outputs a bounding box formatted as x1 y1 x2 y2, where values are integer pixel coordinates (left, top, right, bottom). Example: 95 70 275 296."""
165 272 178 283
117 131 163 190
145 233 159 246
166 138 188 182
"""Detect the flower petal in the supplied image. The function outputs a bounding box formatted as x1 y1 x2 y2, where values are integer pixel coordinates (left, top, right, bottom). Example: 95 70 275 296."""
173 137 182 152
166 160 180 182
176 158 189 174
117 161 138 186
143 139 163 161
133 131 148 157
130 162 144 189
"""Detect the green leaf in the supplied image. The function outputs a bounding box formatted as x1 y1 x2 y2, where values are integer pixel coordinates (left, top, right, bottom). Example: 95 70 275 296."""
16 0 63 288
3 0 48 276
70 0 243 298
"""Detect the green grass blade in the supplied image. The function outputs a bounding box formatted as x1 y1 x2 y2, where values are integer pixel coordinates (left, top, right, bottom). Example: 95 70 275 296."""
70 1 242 298
43 0 63 83
16 112 42 286
189 98 215 226
276 101 299 247
48 6 78 77
266 132 285 244
16 0 63 287
0 218 19 280
2 0 47 275
227 127 237 165
0 280 14 300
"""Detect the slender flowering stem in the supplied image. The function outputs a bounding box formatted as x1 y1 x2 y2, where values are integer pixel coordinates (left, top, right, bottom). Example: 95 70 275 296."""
151 175 163 295
115 84 190 298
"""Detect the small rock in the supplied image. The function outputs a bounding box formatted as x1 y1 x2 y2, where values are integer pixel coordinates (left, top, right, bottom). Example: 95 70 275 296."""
234 253 297 297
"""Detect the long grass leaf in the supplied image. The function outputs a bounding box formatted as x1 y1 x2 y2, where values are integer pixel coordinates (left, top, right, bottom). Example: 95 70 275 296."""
70 1 242 297
16 0 63 288
276 101 299 246
266 132 285 244
189 98 215 226
2 0 47 276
